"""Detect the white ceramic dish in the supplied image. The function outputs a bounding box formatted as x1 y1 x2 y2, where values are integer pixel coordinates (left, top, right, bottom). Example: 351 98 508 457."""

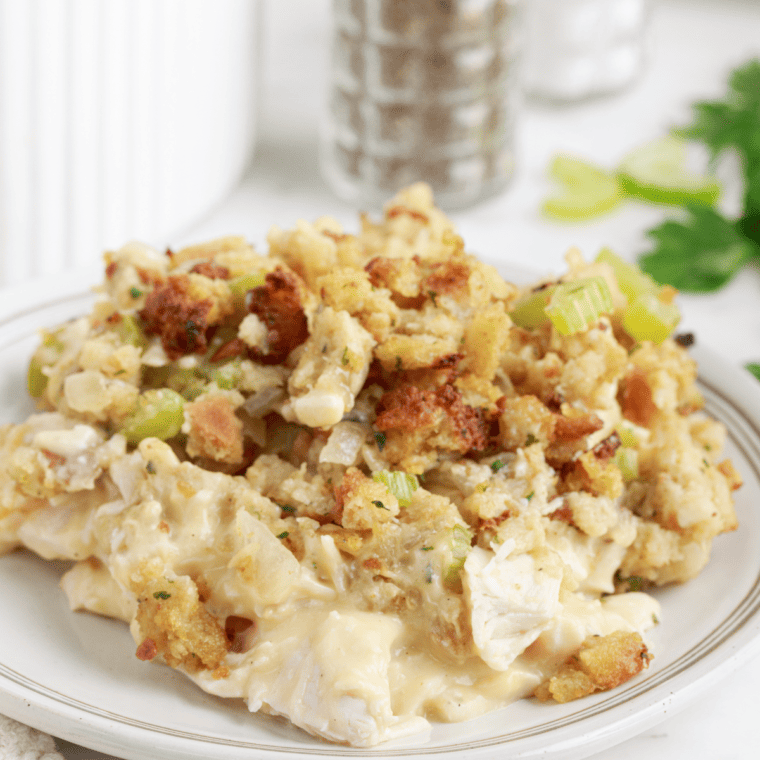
0 271 759 760
0 0 260 287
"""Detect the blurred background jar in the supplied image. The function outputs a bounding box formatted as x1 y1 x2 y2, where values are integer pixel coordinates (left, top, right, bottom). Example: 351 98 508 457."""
0 0 260 287
320 0 524 211
523 0 649 102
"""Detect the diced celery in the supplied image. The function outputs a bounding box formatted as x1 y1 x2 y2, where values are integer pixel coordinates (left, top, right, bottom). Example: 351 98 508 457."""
594 248 681 343
443 525 473 588
622 292 681 344
163 367 208 401
120 389 185 443
27 331 65 398
617 425 639 449
27 357 48 398
211 359 243 390
229 272 265 304
372 470 419 507
615 447 639 482
595 248 659 303
545 277 613 335
115 314 148 349
509 286 556 329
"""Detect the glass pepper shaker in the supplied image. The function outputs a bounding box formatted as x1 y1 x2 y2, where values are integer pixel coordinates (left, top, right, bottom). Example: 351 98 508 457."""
319 0 524 211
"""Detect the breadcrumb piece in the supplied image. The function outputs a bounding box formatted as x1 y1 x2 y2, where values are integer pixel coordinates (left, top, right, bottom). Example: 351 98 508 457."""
184 395 244 465
535 630 652 703
134 575 229 672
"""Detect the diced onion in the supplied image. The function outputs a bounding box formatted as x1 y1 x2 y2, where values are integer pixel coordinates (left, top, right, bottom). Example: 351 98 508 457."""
243 386 285 417
319 421 367 465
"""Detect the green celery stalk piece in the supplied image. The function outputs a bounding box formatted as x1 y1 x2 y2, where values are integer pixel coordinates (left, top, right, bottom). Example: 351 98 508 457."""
120 389 185 443
614 447 639 482
372 470 419 507
27 358 48 398
622 292 680 344
509 286 556 329
545 277 613 335
115 314 148 349
595 247 659 303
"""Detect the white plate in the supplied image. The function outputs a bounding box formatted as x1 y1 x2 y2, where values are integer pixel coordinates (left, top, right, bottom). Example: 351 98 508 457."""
1 272 760 760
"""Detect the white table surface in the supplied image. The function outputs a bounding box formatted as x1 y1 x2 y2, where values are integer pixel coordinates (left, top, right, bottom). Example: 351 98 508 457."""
34 0 760 758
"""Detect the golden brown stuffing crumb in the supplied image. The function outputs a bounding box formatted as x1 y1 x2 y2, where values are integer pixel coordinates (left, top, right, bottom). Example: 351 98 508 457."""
247 268 309 364
535 631 652 703
139 275 214 359
185 395 244 465
134 575 229 672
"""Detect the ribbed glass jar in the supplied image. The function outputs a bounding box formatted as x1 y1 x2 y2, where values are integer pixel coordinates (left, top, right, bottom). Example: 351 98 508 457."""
320 0 524 210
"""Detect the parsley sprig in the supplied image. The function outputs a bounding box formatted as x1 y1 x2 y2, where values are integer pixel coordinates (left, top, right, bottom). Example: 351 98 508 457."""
639 58 760 292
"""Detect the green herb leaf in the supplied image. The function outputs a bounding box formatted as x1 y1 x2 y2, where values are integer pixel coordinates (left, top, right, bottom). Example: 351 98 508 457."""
676 59 760 169
153 591 171 600
746 363 760 381
739 167 760 247
639 205 756 292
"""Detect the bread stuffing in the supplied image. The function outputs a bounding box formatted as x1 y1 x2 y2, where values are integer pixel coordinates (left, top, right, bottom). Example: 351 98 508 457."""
0 184 740 747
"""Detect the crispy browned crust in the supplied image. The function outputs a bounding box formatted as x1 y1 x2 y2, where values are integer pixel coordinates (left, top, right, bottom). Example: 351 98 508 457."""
553 412 604 442
363 255 428 309
375 383 489 454
190 262 231 280
423 258 471 299
209 337 248 363
535 631 652 703
621 368 657 427
592 431 622 460
139 275 213 360
248 268 309 364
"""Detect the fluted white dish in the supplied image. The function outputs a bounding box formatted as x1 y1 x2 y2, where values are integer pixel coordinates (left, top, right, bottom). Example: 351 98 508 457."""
0 0 260 287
